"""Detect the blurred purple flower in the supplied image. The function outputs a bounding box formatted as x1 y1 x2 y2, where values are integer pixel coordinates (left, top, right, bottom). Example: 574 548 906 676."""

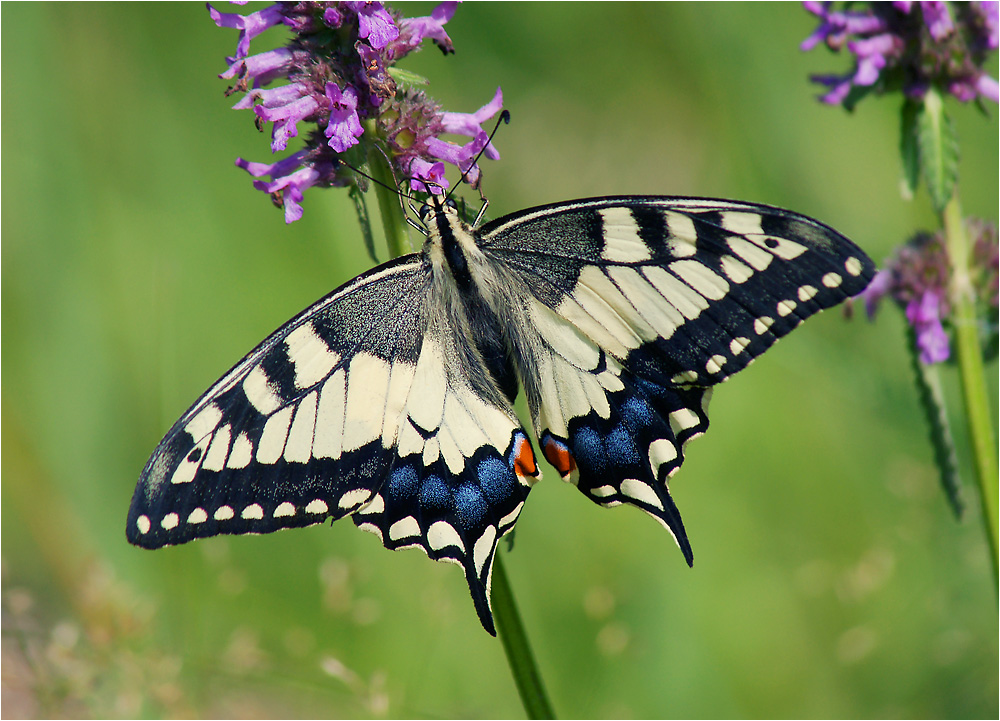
209 1 504 222
863 220 999 364
802 1 999 107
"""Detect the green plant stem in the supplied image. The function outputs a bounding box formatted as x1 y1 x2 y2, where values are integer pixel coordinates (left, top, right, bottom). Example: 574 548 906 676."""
364 146 556 716
941 191 999 587
493 553 556 719
364 119 411 259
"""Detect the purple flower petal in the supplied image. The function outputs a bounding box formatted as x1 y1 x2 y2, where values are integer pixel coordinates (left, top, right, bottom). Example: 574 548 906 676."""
324 83 365 153
237 156 320 224
220 47 293 82
398 1 458 54
861 269 893 318
440 87 503 159
849 34 900 85
250 92 320 152
235 150 307 180
254 93 320 123
232 82 306 111
976 73 1000 102
906 291 951 363
207 3 285 59
408 158 449 193
801 2 889 50
323 7 344 28
347 1 399 49
921 1 954 41
810 73 855 103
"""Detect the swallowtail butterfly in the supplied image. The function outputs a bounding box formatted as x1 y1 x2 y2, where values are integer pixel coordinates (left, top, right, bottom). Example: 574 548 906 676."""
128 194 874 634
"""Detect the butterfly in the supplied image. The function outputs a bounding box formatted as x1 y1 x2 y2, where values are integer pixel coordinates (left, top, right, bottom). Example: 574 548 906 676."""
127 193 874 635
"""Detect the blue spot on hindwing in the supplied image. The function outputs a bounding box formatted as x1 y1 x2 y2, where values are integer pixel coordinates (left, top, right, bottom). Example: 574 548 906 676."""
620 395 655 429
571 425 608 475
388 464 419 501
419 474 452 513
606 424 640 464
477 456 514 504
454 483 487 527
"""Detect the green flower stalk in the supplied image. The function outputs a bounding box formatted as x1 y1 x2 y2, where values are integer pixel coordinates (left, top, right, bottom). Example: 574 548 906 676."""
804 1 999 586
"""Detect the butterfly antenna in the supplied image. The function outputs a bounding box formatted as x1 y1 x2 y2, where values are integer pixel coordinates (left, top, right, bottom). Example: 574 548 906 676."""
444 109 511 218
336 157 427 235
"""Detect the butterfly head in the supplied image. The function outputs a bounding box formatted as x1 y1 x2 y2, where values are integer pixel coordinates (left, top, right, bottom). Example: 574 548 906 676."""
417 193 459 225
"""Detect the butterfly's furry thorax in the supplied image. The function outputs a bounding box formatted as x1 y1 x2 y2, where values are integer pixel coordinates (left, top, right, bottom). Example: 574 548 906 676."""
422 200 523 409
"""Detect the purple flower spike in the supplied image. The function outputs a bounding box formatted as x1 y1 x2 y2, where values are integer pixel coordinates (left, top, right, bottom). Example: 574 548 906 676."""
978 1 999 49
325 83 365 153
214 2 502 222
864 220 998 365
802 1 1000 106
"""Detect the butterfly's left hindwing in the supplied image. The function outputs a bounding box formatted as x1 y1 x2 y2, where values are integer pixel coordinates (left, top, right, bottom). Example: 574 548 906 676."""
477 197 875 558
128 253 539 634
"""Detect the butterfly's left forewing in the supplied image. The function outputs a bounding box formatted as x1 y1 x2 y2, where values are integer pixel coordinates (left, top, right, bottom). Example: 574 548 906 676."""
478 197 875 560
128 257 431 547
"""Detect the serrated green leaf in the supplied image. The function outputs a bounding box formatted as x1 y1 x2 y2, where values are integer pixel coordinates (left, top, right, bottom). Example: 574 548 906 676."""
916 87 960 214
899 99 920 201
387 66 430 89
907 325 964 519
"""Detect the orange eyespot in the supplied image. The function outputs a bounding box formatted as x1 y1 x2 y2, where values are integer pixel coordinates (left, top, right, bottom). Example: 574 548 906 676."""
512 435 538 479
543 436 577 479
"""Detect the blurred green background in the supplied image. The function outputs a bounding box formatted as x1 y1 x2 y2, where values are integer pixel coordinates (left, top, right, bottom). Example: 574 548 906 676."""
3 2 998 718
